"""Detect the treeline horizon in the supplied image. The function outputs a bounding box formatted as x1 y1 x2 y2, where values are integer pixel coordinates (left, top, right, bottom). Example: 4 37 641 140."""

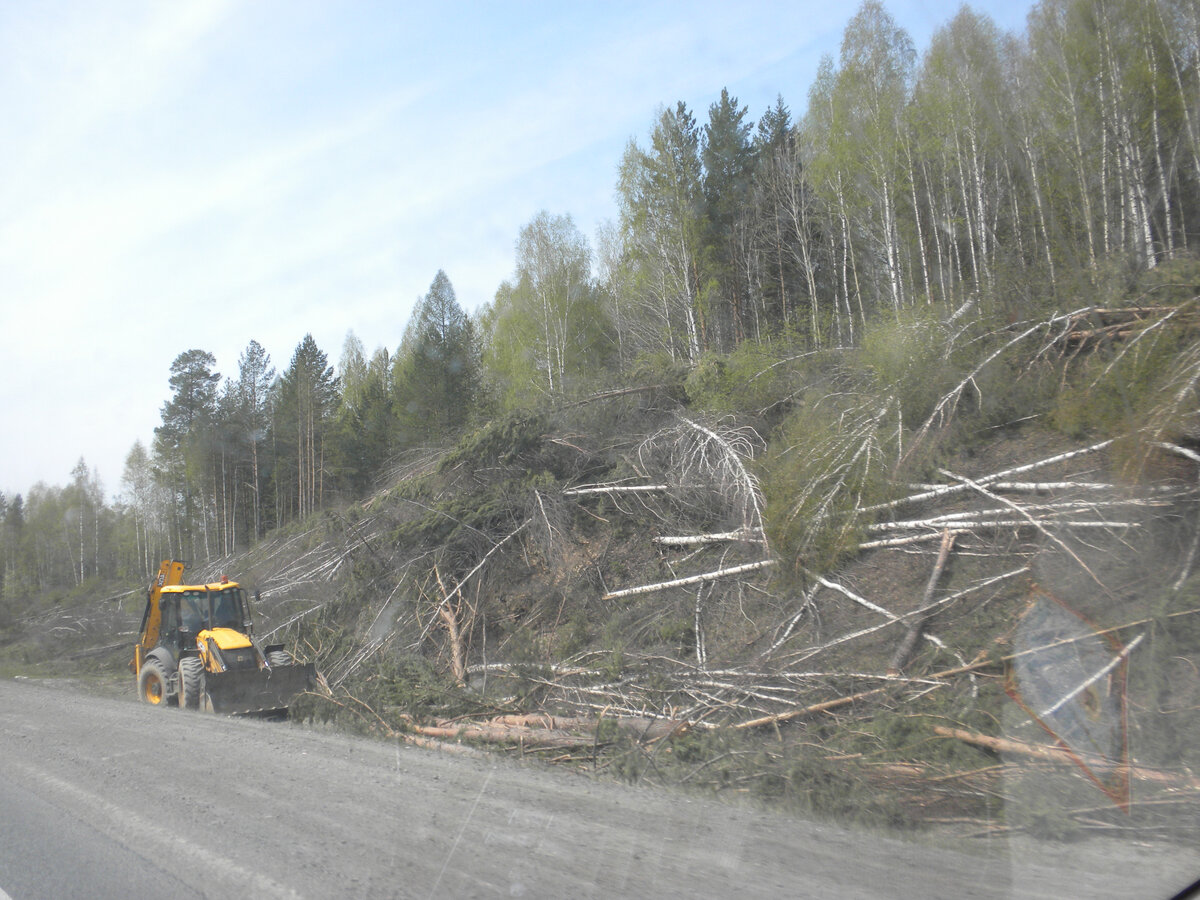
3 0 1198 598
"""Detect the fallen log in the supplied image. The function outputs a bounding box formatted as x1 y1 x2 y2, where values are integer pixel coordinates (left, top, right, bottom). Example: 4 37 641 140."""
749 607 1200 730
397 732 485 756
939 467 1111 594
602 558 777 601
563 483 669 497
888 530 955 674
861 438 1116 514
932 726 1200 790
732 675 946 730
487 713 686 740
408 712 686 747
653 528 765 546
410 722 592 749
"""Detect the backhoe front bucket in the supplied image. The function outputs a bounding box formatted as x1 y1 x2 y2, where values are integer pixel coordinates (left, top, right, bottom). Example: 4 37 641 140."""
204 663 315 715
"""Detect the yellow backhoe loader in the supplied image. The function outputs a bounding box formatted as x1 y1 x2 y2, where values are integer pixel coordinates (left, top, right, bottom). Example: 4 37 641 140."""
131 560 315 715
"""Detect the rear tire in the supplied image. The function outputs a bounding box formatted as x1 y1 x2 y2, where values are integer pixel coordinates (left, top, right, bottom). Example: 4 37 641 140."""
178 657 204 710
137 659 170 707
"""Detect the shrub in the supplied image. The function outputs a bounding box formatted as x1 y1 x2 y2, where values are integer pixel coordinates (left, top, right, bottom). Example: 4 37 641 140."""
859 306 958 425
761 391 896 578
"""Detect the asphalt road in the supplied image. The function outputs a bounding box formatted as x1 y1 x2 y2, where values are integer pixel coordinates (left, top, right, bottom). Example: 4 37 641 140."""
0 678 1195 899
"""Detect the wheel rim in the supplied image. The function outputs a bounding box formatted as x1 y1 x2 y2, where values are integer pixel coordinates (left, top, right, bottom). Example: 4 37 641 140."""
143 672 164 705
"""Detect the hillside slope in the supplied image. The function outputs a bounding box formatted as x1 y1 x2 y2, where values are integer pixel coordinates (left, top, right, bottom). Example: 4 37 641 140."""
7 285 1200 845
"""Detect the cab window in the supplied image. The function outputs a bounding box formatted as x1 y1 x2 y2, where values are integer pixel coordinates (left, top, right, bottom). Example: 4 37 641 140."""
180 591 205 632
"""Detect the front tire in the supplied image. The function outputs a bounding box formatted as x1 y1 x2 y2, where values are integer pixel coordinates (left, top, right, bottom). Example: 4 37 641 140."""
137 659 170 707
178 657 204 710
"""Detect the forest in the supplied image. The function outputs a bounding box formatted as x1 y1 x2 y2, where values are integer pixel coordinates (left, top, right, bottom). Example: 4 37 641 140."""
4 0 1197 597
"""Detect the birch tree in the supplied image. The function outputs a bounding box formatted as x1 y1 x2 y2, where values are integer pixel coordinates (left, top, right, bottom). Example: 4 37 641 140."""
483 212 611 406
831 1 917 314
910 8 1011 299
617 103 707 363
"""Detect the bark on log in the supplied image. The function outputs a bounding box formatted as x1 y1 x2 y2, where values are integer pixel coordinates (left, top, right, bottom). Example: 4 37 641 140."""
486 714 685 740
563 484 670 497
653 528 765 546
888 530 955 674
410 723 592 749
408 713 687 747
932 726 1200 789
602 559 777 600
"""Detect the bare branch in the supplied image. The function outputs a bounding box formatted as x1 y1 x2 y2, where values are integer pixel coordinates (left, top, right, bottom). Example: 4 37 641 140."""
860 439 1116 514
938 468 1112 594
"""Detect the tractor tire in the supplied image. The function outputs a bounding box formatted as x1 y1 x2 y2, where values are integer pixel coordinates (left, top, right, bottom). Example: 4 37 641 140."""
137 659 170 707
178 657 204 710
266 650 292 667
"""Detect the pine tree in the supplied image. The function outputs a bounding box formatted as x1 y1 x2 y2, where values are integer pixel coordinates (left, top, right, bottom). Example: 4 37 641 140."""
702 87 756 347
274 335 337 520
233 340 275 540
393 270 478 438
154 349 220 559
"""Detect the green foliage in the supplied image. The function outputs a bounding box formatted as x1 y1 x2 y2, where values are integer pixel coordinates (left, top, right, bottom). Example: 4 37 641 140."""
761 391 894 577
769 752 909 827
9 3 1200 849
1125 582 1200 770
291 654 469 735
392 270 479 442
481 212 614 409
655 617 695 655
1136 257 1200 306
683 341 805 420
388 475 534 555
273 334 339 520
439 409 548 473
550 608 591 659
329 366 396 496
1051 315 1188 439
599 727 910 829
858 306 956 425
1004 770 1087 841
624 352 690 405
1049 257 1200 447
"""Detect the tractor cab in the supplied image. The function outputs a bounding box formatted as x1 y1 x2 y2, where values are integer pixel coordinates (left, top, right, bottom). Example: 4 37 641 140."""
163 582 258 671
172 584 251 636
157 582 252 650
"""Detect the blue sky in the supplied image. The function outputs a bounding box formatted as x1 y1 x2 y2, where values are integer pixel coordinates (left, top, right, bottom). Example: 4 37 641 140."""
0 0 1035 500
